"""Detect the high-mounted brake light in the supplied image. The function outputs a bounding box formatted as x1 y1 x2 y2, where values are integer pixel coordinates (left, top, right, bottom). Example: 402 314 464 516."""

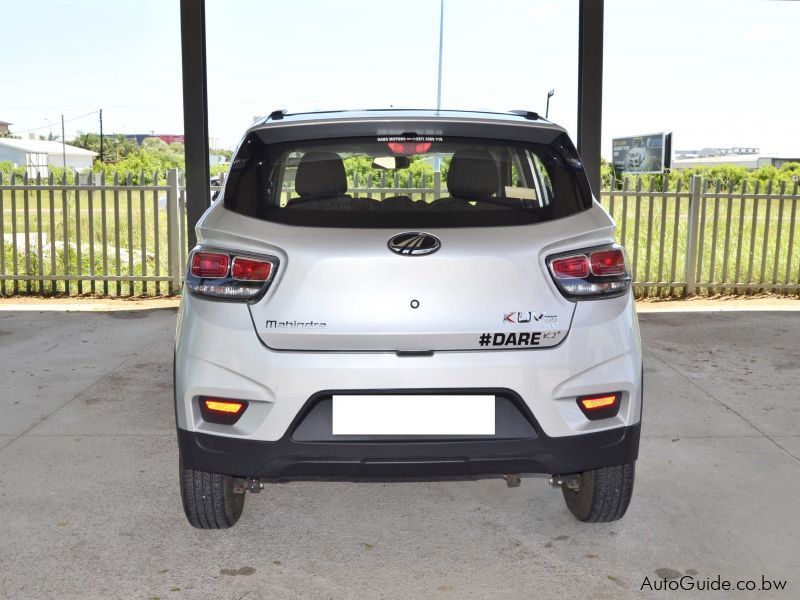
186 248 278 301
199 397 248 425
387 141 433 155
547 244 631 300
577 392 621 420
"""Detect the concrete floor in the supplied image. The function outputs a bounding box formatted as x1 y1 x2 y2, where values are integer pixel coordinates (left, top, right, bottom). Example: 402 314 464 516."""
0 307 798 599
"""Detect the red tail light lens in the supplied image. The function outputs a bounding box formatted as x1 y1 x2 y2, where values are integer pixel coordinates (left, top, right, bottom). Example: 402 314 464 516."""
191 252 229 278
232 257 272 281
577 392 621 420
551 255 590 279
590 249 626 276
547 244 631 300
186 248 278 301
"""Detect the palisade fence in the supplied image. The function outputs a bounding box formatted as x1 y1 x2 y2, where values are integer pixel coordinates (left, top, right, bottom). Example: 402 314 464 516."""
1 169 799 297
0 168 188 297
601 176 799 295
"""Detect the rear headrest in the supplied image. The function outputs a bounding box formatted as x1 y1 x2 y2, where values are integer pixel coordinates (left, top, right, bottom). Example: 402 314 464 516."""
446 149 498 199
295 151 347 198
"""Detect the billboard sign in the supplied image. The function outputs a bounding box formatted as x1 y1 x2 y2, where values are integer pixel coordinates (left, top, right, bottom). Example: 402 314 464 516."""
612 132 672 174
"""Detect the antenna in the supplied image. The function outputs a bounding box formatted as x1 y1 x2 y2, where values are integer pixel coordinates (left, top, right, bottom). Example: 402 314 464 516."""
99 108 104 162
436 0 445 112
546 89 555 118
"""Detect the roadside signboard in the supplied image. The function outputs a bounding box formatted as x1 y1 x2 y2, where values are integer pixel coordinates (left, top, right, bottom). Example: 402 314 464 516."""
612 132 672 174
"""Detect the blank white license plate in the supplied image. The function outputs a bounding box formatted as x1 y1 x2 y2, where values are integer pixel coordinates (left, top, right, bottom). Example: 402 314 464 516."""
332 395 495 435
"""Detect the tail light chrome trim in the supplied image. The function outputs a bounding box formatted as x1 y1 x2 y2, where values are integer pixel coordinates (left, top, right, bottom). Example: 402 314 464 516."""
185 246 279 302
546 244 631 300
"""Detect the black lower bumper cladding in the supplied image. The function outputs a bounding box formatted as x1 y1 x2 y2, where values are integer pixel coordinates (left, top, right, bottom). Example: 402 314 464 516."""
177 389 640 480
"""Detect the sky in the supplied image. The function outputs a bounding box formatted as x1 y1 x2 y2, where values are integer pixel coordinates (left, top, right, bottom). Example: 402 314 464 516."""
1 0 798 158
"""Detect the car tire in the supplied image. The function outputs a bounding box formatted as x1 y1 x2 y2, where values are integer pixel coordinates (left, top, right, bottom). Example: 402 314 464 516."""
561 462 635 522
179 458 245 529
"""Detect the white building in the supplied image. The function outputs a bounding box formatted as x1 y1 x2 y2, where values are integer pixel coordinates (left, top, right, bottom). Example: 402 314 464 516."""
672 154 800 170
0 138 97 177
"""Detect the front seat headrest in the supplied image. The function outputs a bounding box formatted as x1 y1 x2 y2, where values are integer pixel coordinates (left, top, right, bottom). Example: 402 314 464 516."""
446 149 499 199
295 151 347 199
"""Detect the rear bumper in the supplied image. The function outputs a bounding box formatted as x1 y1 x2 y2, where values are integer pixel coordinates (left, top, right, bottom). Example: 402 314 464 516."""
177 391 641 479
174 291 643 441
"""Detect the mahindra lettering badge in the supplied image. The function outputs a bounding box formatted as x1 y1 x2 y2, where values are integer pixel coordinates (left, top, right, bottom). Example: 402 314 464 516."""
387 232 441 256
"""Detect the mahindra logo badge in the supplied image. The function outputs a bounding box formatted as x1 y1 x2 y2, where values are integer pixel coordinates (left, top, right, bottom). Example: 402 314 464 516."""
387 232 441 256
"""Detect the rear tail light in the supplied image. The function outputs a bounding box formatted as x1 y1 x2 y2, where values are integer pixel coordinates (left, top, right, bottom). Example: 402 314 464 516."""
232 257 273 281
199 396 248 425
589 249 626 276
186 247 278 301
577 392 621 420
191 252 229 278
551 255 590 279
547 244 631 299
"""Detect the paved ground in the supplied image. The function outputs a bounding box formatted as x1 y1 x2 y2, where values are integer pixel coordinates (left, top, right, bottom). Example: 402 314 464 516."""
0 307 798 599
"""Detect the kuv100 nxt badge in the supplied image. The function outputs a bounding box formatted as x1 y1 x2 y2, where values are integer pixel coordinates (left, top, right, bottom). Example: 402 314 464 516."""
503 311 559 324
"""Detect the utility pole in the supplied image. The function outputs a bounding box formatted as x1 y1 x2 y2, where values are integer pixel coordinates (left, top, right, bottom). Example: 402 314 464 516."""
61 114 66 170
546 89 555 118
436 0 445 112
99 108 104 162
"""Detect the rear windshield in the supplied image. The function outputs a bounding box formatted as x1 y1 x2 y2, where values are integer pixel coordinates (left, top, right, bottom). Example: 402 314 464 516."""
224 133 591 227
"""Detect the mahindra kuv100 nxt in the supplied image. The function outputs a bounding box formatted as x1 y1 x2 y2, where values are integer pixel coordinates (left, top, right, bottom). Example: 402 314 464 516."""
175 109 642 529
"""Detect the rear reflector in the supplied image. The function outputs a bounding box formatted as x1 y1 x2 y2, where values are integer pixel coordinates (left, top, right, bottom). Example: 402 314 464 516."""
199 397 248 425
191 252 229 278
232 257 272 281
577 392 621 420
205 400 245 413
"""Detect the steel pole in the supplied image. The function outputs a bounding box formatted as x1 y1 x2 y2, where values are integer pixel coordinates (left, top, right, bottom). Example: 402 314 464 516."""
61 114 66 170
99 108 104 163
435 0 444 112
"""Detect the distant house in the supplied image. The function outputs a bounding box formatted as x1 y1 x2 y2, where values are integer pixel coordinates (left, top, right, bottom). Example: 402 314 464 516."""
0 120 11 136
209 153 228 166
0 138 97 177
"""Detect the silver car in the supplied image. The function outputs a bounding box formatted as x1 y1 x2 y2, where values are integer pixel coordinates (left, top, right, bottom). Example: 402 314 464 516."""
175 109 642 528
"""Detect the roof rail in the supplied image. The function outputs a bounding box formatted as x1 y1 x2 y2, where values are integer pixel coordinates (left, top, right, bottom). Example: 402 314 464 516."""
509 109 541 121
268 109 288 121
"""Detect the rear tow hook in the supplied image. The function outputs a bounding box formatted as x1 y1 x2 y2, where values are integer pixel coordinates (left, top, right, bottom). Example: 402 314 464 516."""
232 478 264 494
549 474 581 491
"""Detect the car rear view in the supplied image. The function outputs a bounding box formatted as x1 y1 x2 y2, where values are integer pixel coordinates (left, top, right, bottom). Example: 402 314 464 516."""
174 110 642 529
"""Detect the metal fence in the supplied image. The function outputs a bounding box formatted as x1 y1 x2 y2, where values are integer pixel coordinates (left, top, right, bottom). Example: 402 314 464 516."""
0 168 185 296
2 170 799 297
601 176 799 295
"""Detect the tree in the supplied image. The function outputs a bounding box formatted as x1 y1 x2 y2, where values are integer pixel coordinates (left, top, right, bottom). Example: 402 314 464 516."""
71 133 136 161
